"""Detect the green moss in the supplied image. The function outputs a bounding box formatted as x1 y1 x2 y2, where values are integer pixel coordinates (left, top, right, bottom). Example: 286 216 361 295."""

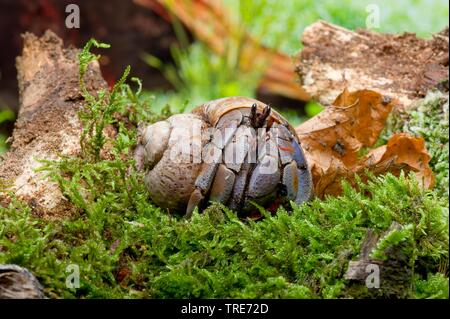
414 273 449 299
1 172 448 298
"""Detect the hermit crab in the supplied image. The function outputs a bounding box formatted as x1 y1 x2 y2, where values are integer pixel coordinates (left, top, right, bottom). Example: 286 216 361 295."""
135 97 313 217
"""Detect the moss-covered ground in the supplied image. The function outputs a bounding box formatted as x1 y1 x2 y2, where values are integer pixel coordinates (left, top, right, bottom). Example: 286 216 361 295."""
0 40 448 299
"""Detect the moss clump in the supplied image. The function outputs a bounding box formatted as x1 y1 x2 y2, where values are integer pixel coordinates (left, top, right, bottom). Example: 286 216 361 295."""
414 273 449 299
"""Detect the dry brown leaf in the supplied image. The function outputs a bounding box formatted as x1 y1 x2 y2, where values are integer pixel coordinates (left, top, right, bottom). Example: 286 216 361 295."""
358 133 435 189
296 88 434 197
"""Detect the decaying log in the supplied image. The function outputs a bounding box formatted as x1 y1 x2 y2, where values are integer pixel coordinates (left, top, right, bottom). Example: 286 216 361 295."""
296 21 449 109
0 30 107 218
344 222 412 298
0 264 45 299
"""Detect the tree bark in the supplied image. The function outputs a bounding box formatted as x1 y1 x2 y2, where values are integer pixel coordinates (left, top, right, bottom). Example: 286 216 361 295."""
0 30 107 219
296 21 449 109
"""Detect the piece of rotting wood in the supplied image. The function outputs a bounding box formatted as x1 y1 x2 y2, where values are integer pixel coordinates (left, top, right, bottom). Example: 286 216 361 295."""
0 30 108 218
344 222 413 298
296 21 449 110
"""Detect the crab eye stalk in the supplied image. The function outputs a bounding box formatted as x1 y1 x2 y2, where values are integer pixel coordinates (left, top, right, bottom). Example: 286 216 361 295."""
250 103 271 128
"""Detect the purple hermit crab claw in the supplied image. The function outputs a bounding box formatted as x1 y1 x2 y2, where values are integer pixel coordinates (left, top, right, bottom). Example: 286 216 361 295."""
137 97 313 218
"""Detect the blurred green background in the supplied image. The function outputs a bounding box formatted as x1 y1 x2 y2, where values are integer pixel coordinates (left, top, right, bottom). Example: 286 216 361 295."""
224 0 449 55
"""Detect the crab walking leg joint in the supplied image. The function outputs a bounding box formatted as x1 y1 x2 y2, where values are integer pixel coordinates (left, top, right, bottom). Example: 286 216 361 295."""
136 97 313 217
